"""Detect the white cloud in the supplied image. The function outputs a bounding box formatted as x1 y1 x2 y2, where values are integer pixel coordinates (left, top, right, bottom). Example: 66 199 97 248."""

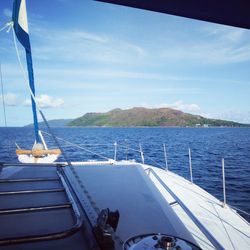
159 100 201 113
0 93 18 106
159 25 250 64
30 20 250 67
139 101 201 114
3 8 12 18
204 25 245 43
23 94 64 108
30 26 146 65
35 67 191 82
72 31 108 43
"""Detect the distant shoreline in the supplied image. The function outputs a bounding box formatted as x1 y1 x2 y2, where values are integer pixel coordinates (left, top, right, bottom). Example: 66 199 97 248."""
1 126 250 129
22 107 250 128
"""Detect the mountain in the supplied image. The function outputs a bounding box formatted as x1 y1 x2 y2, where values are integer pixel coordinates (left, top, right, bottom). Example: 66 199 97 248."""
68 107 248 127
25 119 73 127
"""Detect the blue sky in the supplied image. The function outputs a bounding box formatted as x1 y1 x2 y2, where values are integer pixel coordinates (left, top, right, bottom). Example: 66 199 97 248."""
0 0 250 126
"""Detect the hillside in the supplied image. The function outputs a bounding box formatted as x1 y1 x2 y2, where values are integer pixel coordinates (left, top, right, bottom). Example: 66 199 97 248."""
25 119 73 127
68 107 248 127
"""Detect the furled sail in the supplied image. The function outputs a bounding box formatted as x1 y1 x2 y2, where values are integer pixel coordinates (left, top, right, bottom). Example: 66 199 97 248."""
12 0 61 163
12 0 40 143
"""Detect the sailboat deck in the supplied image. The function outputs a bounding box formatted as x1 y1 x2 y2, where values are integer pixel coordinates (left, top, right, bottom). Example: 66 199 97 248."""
0 164 98 250
140 165 250 250
0 163 199 249
64 164 197 245
1 162 250 249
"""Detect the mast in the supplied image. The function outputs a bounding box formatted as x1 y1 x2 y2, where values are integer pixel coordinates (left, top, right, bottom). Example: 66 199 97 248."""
12 0 40 142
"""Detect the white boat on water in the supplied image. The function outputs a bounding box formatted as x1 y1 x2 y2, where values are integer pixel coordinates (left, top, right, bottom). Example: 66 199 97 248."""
0 0 249 249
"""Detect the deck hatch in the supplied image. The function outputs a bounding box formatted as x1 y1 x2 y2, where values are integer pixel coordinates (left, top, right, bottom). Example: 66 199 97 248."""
0 165 84 247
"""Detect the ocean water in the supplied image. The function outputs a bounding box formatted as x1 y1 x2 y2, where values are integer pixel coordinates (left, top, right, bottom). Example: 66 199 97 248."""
0 127 250 221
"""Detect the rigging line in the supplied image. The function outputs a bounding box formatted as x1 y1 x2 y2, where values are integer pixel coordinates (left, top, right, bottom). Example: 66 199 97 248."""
0 26 7 32
199 203 250 238
0 62 12 160
53 144 115 154
211 203 236 250
10 25 71 166
144 154 163 168
111 143 163 167
118 144 141 153
68 143 113 146
41 130 110 161
11 24 38 111
60 143 114 147
0 22 10 32
0 63 7 127
42 130 110 161
53 144 114 151
229 205 250 217
39 111 72 165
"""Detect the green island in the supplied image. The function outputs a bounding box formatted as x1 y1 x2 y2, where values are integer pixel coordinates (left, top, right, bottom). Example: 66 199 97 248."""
26 107 249 127
68 107 248 127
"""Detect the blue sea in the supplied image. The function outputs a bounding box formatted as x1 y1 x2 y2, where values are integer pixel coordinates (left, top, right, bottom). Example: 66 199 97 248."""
1 127 250 221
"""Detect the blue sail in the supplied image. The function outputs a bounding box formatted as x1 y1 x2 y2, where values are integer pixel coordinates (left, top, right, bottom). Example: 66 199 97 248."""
12 0 40 143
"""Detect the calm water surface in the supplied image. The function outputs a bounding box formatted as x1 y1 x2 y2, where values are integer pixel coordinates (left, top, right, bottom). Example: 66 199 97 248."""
1 127 250 221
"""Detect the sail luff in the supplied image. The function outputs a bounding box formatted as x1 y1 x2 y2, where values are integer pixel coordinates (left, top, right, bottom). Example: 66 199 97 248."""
12 0 40 142
26 49 39 142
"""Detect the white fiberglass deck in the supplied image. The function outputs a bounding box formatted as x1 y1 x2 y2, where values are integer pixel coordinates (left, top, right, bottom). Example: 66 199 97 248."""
64 164 198 246
62 160 250 249
138 163 250 250
2 161 249 249
63 160 250 249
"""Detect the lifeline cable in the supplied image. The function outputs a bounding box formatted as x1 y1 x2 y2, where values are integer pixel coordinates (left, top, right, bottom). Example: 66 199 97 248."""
41 130 110 161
